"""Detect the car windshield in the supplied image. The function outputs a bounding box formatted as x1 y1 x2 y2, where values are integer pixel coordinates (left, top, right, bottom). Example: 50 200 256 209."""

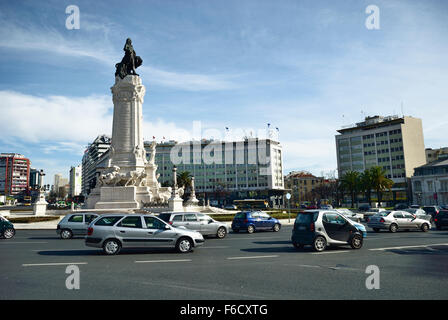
405 209 417 213
295 212 319 224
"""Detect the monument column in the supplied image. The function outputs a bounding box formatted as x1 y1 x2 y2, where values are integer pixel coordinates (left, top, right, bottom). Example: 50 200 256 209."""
110 75 146 174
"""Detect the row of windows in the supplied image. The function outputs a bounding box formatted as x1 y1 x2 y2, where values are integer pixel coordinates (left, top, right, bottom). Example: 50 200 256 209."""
390 146 403 152
392 155 405 161
378 157 390 163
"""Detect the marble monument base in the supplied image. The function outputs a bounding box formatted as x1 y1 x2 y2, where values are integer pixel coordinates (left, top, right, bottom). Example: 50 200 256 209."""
94 186 152 209
33 200 48 216
168 197 184 212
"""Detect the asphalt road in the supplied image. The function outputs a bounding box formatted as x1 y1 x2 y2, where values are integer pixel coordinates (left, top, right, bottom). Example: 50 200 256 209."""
1 226 448 299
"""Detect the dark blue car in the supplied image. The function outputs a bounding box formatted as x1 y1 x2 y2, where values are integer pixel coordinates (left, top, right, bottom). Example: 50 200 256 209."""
231 211 281 233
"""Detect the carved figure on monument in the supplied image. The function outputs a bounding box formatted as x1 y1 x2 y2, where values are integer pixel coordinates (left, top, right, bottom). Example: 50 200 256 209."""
98 165 121 186
149 140 157 165
115 38 143 79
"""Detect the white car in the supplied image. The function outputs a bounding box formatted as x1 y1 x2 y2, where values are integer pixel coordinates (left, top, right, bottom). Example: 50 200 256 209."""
334 209 364 223
367 210 431 233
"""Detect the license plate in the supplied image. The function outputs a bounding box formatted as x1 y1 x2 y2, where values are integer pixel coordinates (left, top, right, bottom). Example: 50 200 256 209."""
298 226 306 230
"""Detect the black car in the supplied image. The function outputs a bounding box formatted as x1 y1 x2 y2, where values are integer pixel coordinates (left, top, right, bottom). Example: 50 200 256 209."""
422 206 441 219
0 215 15 239
434 210 448 230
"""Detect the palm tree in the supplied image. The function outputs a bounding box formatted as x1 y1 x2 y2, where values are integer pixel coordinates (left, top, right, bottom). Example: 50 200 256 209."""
341 170 360 208
177 171 192 190
360 169 374 206
370 166 394 207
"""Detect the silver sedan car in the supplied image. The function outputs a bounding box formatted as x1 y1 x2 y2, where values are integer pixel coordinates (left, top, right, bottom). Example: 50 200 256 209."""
367 210 431 233
157 212 229 239
85 214 204 255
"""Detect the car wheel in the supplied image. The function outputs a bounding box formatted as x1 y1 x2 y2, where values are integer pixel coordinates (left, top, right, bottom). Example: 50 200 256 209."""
103 239 121 255
350 234 363 249
216 227 227 239
272 224 280 232
373 228 380 233
313 236 327 252
421 223 429 232
2 228 15 239
247 225 255 234
176 237 193 253
60 229 73 239
389 223 398 233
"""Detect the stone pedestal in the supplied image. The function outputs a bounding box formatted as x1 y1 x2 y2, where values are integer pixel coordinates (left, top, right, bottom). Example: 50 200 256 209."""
168 197 184 212
95 186 140 209
33 193 48 216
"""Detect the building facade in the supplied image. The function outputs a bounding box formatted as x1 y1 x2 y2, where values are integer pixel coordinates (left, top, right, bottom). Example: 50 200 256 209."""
284 171 327 207
149 138 285 206
81 137 285 207
0 153 30 196
69 165 82 197
335 115 426 203
81 135 111 196
426 147 448 164
29 168 42 190
411 155 448 205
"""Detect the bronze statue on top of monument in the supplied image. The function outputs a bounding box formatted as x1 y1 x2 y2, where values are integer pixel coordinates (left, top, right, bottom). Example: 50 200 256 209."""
115 38 143 79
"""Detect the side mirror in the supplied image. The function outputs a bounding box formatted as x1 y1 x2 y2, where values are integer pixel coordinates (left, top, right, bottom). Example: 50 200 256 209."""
208 219 213 224
164 225 171 230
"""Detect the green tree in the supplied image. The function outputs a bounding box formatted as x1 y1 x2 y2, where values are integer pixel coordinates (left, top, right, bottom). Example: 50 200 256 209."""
341 170 360 208
360 169 374 206
370 166 394 207
177 171 192 190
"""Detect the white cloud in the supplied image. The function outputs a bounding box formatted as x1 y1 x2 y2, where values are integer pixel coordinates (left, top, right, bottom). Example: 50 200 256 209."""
0 90 194 154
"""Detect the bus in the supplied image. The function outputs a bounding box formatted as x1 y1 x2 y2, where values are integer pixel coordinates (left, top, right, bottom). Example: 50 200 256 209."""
233 199 269 210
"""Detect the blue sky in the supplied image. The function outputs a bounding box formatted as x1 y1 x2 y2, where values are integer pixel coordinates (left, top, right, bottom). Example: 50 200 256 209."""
0 0 447 185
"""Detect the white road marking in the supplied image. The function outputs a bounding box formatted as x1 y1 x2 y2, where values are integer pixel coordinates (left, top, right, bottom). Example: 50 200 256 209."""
22 262 87 267
198 246 229 249
311 250 351 255
135 259 192 263
227 255 279 260
297 264 321 268
369 243 448 251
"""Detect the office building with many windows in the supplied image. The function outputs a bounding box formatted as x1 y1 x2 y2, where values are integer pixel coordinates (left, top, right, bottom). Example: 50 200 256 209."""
335 115 426 203
81 135 111 196
0 153 30 196
148 138 285 207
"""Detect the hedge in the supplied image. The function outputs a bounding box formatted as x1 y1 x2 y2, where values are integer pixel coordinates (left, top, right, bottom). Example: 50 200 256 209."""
7 216 60 223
